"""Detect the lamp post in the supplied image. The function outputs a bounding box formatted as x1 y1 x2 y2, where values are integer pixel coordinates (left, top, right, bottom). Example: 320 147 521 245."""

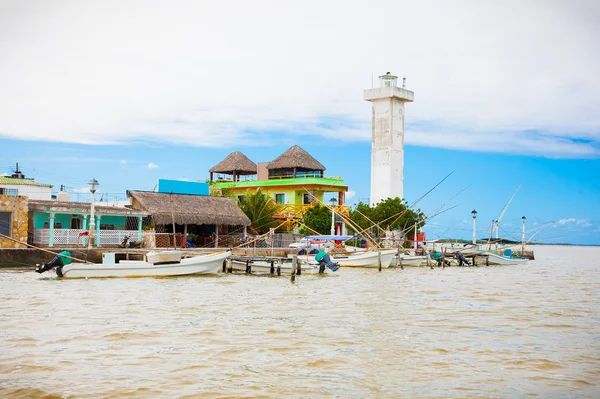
88 178 99 248
521 216 526 252
329 197 337 235
471 209 477 244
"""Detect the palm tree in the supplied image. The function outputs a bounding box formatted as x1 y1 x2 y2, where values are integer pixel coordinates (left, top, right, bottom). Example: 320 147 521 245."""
237 188 280 234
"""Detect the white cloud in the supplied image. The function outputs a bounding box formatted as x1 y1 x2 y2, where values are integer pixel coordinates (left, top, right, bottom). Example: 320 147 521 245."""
555 218 592 228
147 162 159 169
0 1 598 158
345 190 356 200
120 160 127 165
72 187 89 193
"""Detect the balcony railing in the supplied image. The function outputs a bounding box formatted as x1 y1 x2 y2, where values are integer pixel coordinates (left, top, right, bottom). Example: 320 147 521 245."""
268 174 343 180
274 203 350 217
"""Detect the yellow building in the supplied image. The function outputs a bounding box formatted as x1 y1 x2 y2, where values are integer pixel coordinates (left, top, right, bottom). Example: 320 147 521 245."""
210 146 349 231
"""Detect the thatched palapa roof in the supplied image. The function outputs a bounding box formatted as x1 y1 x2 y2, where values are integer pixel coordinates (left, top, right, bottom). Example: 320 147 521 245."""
209 151 257 175
267 145 325 171
127 191 250 226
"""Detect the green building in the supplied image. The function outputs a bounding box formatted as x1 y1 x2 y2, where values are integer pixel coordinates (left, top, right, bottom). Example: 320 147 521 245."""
209 146 349 232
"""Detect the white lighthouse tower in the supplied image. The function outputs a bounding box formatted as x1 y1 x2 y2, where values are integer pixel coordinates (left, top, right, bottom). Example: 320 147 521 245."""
364 72 414 206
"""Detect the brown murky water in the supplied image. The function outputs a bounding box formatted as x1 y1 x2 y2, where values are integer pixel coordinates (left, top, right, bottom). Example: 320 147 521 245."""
1 245 599 398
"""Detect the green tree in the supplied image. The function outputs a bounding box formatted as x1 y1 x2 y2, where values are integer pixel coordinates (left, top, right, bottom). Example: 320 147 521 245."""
237 188 279 234
349 197 424 240
299 204 332 235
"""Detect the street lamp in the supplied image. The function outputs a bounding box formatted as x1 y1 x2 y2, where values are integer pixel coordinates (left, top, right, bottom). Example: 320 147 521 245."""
329 197 337 235
521 216 526 252
471 209 477 244
88 178 99 248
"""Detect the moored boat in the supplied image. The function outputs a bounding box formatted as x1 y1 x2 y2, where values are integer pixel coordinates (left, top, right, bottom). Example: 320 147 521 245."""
332 249 397 268
36 250 231 278
399 254 428 267
483 251 529 265
292 235 396 268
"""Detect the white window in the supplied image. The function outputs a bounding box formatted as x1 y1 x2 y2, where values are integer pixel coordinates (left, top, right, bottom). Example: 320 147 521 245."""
0 188 18 196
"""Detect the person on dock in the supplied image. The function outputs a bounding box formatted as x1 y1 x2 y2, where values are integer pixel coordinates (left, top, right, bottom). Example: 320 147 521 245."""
314 247 339 272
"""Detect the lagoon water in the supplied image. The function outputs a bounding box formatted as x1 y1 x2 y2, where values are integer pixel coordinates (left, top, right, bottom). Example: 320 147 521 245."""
1 245 599 398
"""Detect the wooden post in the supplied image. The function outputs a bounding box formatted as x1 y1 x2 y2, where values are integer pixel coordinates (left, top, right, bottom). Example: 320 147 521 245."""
215 224 219 248
245 259 251 274
378 251 382 272
293 255 300 275
270 260 275 274
276 264 281 276
227 258 232 273
290 258 296 283
222 259 227 273
441 249 446 269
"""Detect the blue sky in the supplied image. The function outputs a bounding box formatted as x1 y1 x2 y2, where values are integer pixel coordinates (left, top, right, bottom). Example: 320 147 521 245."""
2 136 599 245
1 0 599 245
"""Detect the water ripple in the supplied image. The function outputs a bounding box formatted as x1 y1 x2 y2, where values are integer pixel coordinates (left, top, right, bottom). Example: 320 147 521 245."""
1 245 599 398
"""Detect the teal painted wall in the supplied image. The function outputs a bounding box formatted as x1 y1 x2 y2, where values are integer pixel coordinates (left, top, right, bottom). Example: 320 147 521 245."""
97 215 127 229
33 212 129 229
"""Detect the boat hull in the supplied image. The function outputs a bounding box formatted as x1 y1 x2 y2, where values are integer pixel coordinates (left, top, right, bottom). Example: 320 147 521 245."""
60 251 230 278
484 252 529 265
332 249 397 268
399 255 428 267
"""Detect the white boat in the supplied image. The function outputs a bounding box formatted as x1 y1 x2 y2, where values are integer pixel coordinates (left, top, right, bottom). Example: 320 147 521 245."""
399 254 428 267
230 259 330 275
331 249 397 268
483 251 529 265
36 250 231 278
292 235 395 268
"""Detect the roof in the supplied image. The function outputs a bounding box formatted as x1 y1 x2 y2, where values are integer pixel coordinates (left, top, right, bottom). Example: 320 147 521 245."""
127 190 250 226
267 145 325 171
214 177 347 191
28 200 148 216
209 151 257 175
0 176 53 188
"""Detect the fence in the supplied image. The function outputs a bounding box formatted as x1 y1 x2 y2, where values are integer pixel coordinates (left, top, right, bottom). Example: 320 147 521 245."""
30 230 305 249
32 229 140 246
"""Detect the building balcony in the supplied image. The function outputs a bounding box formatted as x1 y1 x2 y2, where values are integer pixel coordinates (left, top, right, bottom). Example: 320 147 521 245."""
273 203 350 219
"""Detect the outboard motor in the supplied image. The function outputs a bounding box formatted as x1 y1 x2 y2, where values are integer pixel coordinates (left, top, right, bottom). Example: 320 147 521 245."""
315 250 340 273
35 251 72 277
456 251 471 266
120 235 142 248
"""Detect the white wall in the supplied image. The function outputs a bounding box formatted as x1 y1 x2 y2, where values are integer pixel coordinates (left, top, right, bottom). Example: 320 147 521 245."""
0 184 52 200
364 86 414 206
369 98 406 206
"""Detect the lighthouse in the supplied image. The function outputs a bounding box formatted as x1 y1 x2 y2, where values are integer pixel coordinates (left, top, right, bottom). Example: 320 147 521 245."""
364 72 414 206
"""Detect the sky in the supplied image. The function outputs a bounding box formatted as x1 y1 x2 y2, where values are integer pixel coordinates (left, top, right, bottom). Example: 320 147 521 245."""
1 0 599 245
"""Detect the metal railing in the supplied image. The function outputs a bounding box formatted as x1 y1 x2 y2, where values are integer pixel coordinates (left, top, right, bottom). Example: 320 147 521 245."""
268 174 342 180
275 203 350 216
